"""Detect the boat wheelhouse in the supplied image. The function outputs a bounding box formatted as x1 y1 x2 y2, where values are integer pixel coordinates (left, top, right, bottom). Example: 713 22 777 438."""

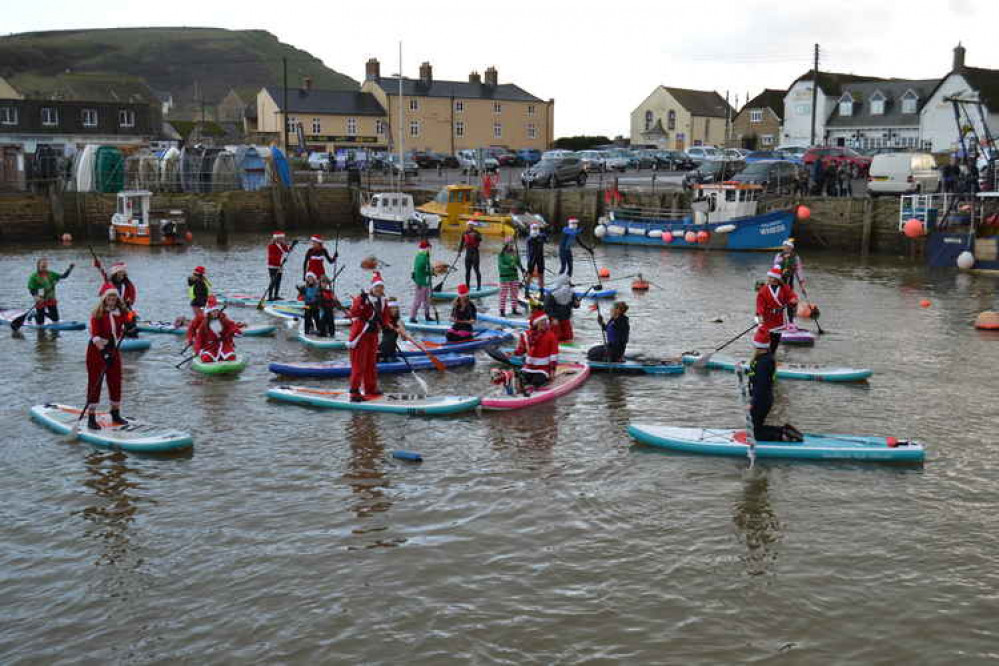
361 192 441 237
109 190 187 246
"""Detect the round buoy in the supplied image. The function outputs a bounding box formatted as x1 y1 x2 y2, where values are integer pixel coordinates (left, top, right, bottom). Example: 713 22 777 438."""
696 230 710 244
796 205 811 221
957 250 975 270
974 311 999 330
661 231 673 244
184 231 194 243
598 267 610 279
360 256 378 270
920 299 932 308
594 224 607 238
903 218 925 238
631 280 650 291
797 303 814 319
684 231 697 243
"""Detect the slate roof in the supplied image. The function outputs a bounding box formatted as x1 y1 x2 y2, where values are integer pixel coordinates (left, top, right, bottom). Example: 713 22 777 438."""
373 77 543 103
826 79 938 128
957 66 999 109
738 88 786 121
661 86 733 118
791 70 884 96
265 87 386 116
9 72 156 104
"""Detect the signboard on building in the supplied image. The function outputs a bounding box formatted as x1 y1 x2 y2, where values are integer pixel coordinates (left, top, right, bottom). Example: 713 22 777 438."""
302 135 379 144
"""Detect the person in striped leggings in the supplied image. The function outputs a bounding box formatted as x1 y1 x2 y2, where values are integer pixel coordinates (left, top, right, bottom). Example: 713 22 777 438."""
497 236 524 318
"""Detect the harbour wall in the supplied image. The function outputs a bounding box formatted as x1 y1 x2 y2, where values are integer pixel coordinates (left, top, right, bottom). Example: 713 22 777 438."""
0 187 913 256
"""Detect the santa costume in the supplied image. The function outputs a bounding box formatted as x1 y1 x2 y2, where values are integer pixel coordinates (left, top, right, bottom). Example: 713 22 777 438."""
756 266 799 333
347 272 392 400
302 235 337 280
514 310 560 387
104 262 137 306
85 285 129 428
194 297 242 362
266 232 292 300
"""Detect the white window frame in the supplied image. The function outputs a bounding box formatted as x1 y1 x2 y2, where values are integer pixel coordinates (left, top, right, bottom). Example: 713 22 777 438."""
644 110 653 131
286 116 298 133
869 91 886 116
312 117 321 134
409 119 420 137
455 121 465 137
375 119 385 135
527 104 535 116
455 100 464 113
493 102 502 114
409 98 419 112
493 122 502 138
667 110 676 130
749 109 763 123
82 108 98 127
41 107 59 127
901 91 918 114
838 94 853 117
346 117 357 136
118 109 135 128
526 123 537 139
761 134 775 146
795 104 810 116
0 106 16 125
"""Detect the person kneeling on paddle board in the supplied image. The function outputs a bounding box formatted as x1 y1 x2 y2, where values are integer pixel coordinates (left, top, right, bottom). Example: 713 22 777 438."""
297 273 322 336
588 301 630 362
544 274 580 342
85 287 128 430
512 309 559 393
28 257 75 325
187 266 212 317
748 327 803 442
445 284 478 342
195 299 242 363
379 298 406 362
756 266 798 336
346 273 391 402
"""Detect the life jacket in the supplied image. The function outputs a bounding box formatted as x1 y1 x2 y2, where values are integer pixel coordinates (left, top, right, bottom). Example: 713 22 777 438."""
187 277 212 303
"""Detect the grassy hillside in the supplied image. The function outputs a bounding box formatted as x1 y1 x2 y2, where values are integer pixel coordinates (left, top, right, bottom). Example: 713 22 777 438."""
0 27 357 117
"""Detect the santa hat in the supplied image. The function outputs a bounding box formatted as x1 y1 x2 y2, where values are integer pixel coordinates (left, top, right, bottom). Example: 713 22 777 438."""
305 271 317 281
457 284 470 296
99 282 117 296
109 261 127 275
205 296 221 313
310 235 323 244
783 239 795 248
193 265 206 275
272 231 286 239
766 266 783 280
370 272 385 288
751 326 771 349
530 310 549 326
568 217 579 227
418 239 431 250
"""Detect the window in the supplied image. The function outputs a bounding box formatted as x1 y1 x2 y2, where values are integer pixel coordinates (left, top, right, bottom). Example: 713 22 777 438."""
870 91 885 116
493 122 502 138
455 100 464 113
409 120 420 137
409 98 419 111
375 119 385 135
667 110 676 130
705 118 711 136
761 134 775 146
81 109 98 127
749 109 763 123
526 123 537 139
118 109 135 128
901 91 918 114
493 102 502 114
839 94 853 117
312 117 321 133
795 104 810 116
346 117 357 135
644 110 653 131
0 106 16 125
41 107 58 126
527 104 535 116
286 116 298 133
455 121 465 137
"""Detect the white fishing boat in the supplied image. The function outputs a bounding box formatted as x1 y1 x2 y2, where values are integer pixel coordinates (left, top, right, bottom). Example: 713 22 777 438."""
361 192 440 236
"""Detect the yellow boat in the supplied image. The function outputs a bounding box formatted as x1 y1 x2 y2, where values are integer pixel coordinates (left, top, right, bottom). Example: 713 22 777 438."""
417 184 517 237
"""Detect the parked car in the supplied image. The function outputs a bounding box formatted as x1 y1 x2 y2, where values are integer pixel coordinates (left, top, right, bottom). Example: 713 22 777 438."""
745 150 782 163
541 149 574 161
383 154 419 177
438 153 460 168
685 146 723 163
682 160 743 190
650 150 695 171
517 148 542 165
577 150 607 173
485 147 519 167
410 151 442 169
521 156 587 188
732 160 801 193
457 149 499 174
628 150 656 169
802 147 872 174
723 148 750 161
307 152 334 171
867 152 940 196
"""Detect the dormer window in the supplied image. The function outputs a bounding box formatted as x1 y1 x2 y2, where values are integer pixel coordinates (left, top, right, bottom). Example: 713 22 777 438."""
901 90 919 114
838 93 854 117
870 91 886 116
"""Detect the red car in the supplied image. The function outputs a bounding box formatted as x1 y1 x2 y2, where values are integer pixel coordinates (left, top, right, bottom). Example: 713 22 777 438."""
802 147 872 175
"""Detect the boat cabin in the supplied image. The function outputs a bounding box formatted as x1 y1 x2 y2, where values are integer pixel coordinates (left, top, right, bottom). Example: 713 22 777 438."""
365 192 416 221
110 190 186 245
689 182 762 224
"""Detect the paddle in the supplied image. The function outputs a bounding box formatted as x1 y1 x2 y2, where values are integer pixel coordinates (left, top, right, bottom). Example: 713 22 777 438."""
257 239 299 310
397 328 448 373
10 305 38 332
735 363 757 469
69 333 124 441
692 323 758 369
395 339 429 396
176 305 227 368
433 244 463 292
799 284 824 334
483 343 515 366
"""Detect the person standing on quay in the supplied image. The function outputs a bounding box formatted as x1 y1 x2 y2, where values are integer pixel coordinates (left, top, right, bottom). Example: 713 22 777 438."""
409 239 432 323
266 232 292 301
28 257 74 326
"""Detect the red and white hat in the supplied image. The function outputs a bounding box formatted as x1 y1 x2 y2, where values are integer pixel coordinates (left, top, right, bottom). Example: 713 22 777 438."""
568 217 579 227
272 231 286 239
751 326 771 349
109 261 127 275
205 295 221 312
305 271 317 281
193 265 206 275
99 282 117 296
310 235 323 244
766 266 783 280
370 272 385 288
529 309 549 326
418 239 431 250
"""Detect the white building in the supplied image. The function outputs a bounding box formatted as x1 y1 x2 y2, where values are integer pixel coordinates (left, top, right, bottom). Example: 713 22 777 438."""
781 72 877 147
920 44 999 153
824 79 937 151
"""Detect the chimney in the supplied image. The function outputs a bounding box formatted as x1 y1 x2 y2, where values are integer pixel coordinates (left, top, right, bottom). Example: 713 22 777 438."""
366 58 381 81
419 61 432 84
469 71 482 84
301 76 313 92
953 42 966 71
484 66 498 87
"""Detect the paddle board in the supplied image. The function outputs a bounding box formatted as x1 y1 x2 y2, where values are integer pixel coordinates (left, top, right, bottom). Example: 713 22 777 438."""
269 353 474 378
267 386 480 416
118 338 152 352
219 293 302 309
778 324 816 346
526 285 618 300
477 312 530 329
296 324 348 350
136 320 186 335
431 285 500 301
504 352 683 375
480 362 590 411
2 309 85 331
30 403 193 453
681 353 873 382
396 329 513 357
191 355 248 375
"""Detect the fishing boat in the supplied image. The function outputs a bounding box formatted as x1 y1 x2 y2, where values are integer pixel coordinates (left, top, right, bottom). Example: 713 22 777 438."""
417 184 517 237
109 190 188 246
903 192 999 273
595 182 793 251
361 192 441 236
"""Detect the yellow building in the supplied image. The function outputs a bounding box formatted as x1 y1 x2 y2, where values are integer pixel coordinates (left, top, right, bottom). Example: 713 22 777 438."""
360 59 553 154
631 86 733 150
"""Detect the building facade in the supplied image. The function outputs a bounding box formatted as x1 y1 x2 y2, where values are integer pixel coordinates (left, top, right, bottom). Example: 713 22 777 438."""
630 86 732 150
781 72 878 147
360 60 553 154
729 89 784 149
920 45 999 153
824 79 936 151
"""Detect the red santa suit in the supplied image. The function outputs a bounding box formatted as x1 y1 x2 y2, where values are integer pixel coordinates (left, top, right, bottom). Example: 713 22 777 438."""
514 312 560 382
302 236 337 279
86 300 126 405
195 313 241 362
267 238 291 269
348 274 391 396
756 268 798 332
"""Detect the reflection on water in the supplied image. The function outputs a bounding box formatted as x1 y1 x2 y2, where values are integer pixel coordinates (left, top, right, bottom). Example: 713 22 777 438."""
79 450 142 568
732 471 782 577
344 413 403 549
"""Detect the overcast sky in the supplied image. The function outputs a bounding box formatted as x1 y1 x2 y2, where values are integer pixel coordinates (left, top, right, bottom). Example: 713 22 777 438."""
5 0 998 137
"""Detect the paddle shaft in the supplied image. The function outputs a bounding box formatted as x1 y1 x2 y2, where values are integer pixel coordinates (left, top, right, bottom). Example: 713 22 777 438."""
257 239 299 309
434 240 464 292
736 363 757 468
799 283 824 334
694 323 758 368
394 336 429 395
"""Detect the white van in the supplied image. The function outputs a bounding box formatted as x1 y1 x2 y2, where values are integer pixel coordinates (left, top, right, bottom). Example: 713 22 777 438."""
867 152 940 195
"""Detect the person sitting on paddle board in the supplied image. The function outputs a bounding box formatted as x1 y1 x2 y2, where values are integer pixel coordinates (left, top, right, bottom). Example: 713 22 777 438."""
558 218 592 277
266 232 292 301
409 239 432 324
346 272 391 402
588 301 630 362
378 297 406 362
297 272 322 336
27 257 75 326
460 220 484 292
194 299 242 363
543 274 581 342
748 327 803 442
187 266 212 317
756 266 798 336
85 287 128 430
773 239 805 323
513 309 560 392
317 274 345 338
524 223 548 292
302 235 337 281
445 284 478 342
497 236 524 318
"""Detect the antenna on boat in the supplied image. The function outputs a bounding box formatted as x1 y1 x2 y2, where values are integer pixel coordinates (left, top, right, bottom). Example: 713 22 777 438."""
398 40 404 193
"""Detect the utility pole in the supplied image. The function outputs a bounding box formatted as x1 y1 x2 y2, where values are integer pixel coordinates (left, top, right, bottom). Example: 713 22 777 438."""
282 57 289 153
809 43 820 147
725 90 731 146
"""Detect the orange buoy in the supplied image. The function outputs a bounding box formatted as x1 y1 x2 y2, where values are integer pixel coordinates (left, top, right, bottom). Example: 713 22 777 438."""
661 231 673 244
903 219 925 239
796 204 811 221
598 267 611 279
920 299 932 308
696 230 710 244
184 231 194 243
974 311 999 330
631 280 650 291
797 302 814 319
684 231 697 243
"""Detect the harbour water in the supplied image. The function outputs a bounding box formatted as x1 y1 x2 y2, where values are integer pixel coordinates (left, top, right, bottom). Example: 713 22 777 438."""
1 232 997 664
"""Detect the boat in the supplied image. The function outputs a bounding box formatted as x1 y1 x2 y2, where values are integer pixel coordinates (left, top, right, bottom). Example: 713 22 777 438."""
595 182 793 251
95 146 125 193
75 144 97 192
270 146 292 187
628 425 925 463
902 192 999 273
267 385 480 416
211 149 239 192
361 192 441 236
680 353 873 382
268 353 474 378
524 285 618 300
159 146 181 192
2 309 85 331
30 403 193 453
975 311 999 330
396 329 513 357
430 285 500 301
417 184 517 237
480 362 590 410
109 190 188 246
191 355 248 375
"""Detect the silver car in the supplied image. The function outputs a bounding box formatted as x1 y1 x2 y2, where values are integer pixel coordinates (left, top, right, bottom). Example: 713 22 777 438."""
577 150 607 173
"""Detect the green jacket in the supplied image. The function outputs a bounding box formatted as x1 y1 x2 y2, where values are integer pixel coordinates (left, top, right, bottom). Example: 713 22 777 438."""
412 251 431 287
497 250 521 282
28 267 71 301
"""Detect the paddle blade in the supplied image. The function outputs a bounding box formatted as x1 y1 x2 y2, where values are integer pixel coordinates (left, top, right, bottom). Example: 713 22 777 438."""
482 344 514 366
425 350 447 373
691 352 714 369
10 313 29 331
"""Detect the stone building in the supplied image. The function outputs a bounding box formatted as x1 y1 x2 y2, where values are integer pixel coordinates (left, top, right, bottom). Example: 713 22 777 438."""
630 86 732 150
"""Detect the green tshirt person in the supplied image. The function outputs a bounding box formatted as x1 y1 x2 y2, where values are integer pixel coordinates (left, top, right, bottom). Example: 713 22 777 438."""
27 257 75 325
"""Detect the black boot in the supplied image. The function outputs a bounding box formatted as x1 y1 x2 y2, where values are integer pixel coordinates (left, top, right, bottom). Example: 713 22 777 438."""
87 412 101 430
110 408 127 426
350 390 364 403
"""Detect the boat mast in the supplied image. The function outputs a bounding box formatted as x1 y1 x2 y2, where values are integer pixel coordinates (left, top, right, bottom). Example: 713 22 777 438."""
398 41 404 192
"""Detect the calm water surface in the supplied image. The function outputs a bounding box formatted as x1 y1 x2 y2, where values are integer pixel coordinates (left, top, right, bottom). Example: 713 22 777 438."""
1 230 997 665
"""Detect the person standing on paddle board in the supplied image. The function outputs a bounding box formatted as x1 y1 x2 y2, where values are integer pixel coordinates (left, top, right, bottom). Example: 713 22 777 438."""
525 223 548 292
297 273 322 335
187 266 212 317
748 327 803 442
557 218 592 277
317 274 345 338
409 239 432 323
85 287 128 430
302 235 337 281
346 273 391 402
756 266 798 337
513 309 560 391
445 284 478 342
266 232 292 301
194 299 242 362
460 221 483 292
773 239 805 323
543 274 580 342
588 301 630 362
497 236 524 318
27 257 74 325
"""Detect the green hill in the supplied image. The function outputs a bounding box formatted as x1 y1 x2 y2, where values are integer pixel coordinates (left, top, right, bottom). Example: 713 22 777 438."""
0 27 358 117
